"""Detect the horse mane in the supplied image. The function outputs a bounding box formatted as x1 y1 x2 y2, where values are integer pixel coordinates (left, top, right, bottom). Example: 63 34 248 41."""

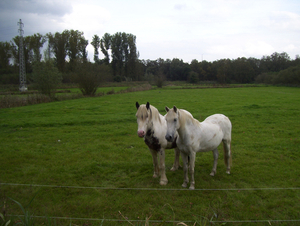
149 105 162 123
136 104 162 123
179 109 200 126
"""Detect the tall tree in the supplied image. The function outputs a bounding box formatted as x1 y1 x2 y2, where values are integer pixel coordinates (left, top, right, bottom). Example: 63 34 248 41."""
125 33 138 80
91 35 101 64
47 30 69 73
0 41 12 70
111 32 124 77
232 57 255 83
79 37 88 63
100 33 111 64
11 36 32 73
198 60 212 81
29 33 46 62
270 52 291 72
67 30 88 70
169 58 190 81
215 59 231 83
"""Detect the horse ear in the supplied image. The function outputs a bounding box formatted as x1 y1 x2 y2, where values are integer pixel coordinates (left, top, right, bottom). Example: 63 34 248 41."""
136 102 140 109
173 106 178 113
146 102 150 110
165 106 169 112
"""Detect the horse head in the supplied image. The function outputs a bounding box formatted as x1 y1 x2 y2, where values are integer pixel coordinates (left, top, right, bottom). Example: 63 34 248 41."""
165 106 180 142
135 102 152 138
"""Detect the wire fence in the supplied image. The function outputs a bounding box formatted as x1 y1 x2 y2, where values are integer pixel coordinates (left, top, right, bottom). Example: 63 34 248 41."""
7 215 300 225
2 182 300 224
1 182 300 191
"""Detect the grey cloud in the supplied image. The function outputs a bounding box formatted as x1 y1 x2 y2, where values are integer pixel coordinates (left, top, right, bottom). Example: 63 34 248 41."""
0 0 72 16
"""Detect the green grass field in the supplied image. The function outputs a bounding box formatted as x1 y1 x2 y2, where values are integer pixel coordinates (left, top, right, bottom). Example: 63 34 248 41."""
0 86 299 225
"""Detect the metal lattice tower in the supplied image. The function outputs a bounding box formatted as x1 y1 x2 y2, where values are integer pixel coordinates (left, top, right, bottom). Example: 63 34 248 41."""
18 19 27 91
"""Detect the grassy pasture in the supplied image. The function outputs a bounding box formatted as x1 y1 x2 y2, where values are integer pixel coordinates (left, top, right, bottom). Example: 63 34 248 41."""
0 86 299 225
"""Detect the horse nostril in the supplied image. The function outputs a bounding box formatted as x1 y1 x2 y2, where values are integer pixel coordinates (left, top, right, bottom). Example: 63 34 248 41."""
165 135 172 141
138 130 145 137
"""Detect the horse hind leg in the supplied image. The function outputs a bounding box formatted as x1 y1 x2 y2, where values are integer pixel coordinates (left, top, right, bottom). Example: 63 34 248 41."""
223 139 231 174
210 148 219 176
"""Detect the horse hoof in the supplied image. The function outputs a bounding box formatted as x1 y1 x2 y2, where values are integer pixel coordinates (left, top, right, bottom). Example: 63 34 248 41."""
226 171 231 175
210 172 215 176
160 180 168 186
189 186 195 190
170 166 177 171
182 183 187 188
153 174 158 178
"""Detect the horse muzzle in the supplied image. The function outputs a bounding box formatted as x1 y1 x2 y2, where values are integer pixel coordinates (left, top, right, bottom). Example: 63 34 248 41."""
165 134 174 142
137 130 145 138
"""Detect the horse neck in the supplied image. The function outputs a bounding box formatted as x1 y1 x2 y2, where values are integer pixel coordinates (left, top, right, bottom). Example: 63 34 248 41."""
178 109 199 134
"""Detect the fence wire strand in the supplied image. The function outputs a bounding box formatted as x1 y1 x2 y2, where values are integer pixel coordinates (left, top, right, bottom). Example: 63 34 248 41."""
2 182 300 224
1 182 300 191
7 215 300 224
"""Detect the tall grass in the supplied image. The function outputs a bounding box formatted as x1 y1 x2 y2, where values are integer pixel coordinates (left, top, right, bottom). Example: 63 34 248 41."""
0 86 299 225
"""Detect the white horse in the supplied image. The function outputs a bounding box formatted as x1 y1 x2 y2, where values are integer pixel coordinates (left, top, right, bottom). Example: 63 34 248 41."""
165 106 232 190
135 102 180 185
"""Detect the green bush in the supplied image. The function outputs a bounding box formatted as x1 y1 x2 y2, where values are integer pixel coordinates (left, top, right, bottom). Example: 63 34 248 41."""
76 62 102 96
255 64 300 85
31 60 62 98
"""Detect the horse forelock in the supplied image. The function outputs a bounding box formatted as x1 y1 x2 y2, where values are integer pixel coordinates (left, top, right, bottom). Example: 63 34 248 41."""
136 104 148 119
136 104 162 123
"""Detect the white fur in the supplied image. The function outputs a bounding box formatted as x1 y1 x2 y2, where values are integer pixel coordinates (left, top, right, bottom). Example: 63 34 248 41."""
165 106 232 190
136 102 180 185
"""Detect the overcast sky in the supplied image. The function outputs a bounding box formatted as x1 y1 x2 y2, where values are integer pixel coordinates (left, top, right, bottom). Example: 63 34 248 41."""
0 0 299 63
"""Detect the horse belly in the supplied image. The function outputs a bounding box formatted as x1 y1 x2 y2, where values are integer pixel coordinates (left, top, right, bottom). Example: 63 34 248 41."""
196 126 223 152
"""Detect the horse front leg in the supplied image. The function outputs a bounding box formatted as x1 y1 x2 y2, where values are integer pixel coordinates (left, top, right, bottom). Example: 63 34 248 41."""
159 149 168 185
180 152 189 188
210 148 219 176
149 149 159 178
170 147 181 171
189 151 196 190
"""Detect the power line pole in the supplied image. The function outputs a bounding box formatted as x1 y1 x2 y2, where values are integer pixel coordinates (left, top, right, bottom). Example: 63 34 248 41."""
18 19 27 92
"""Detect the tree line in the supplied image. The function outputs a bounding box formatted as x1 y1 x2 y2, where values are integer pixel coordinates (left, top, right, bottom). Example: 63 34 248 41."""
141 52 300 85
1 29 300 86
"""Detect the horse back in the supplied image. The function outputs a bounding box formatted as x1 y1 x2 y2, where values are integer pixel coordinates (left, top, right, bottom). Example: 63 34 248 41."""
204 114 232 140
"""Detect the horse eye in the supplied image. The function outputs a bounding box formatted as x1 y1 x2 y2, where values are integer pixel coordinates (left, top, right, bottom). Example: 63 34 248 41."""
174 119 177 122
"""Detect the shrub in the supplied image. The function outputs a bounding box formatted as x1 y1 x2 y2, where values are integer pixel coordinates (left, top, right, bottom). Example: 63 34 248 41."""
155 73 166 88
255 72 278 84
255 65 300 85
31 60 62 98
76 62 102 96
113 75 122 82
275 64 300 85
